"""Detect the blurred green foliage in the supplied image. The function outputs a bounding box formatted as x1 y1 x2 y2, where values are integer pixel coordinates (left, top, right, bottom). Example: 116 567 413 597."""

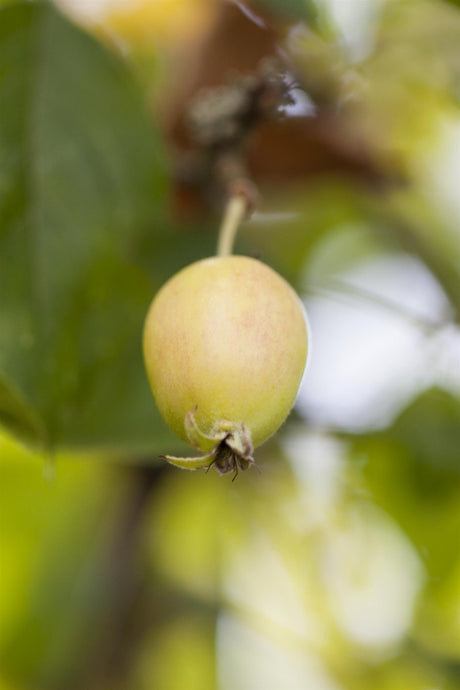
0 0 212 453
255 0 319 23
1 0 460 689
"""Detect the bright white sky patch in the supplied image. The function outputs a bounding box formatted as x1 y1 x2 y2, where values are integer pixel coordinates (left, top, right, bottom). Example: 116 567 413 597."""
321 0 384 62
297 252 458 431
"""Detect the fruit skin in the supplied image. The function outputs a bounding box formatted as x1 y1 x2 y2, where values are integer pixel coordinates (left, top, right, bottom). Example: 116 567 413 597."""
143 255 308 466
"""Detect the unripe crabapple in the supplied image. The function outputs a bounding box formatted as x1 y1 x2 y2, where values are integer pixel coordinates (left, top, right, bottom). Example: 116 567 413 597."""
143 255 309 477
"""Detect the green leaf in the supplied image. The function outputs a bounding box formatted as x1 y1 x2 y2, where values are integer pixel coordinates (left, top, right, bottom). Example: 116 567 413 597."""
0 1 175 453
351 388 460 581
390 388 460 487
0 375 46 446
255 0 318 24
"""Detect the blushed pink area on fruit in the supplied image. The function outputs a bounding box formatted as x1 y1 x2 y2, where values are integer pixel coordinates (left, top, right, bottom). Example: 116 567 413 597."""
143 255 308 449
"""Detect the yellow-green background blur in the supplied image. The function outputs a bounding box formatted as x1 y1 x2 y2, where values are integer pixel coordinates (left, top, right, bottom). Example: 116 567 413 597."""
1 1 460 689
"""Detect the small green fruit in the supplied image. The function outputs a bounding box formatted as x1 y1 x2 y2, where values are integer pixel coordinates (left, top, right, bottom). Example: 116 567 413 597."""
143 255 308 477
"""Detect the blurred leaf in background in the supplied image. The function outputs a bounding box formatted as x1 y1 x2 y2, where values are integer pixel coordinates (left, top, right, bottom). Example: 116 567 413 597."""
0 0 214 454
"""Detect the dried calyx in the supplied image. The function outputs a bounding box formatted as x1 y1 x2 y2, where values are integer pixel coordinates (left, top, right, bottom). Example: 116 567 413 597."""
161 408 256 480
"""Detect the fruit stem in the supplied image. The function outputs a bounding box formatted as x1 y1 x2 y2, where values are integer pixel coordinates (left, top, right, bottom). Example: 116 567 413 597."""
217 194 248 257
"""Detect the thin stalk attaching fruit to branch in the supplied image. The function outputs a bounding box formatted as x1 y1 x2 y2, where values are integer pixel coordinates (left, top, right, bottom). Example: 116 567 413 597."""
217 194 248 257
217 180 259 257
